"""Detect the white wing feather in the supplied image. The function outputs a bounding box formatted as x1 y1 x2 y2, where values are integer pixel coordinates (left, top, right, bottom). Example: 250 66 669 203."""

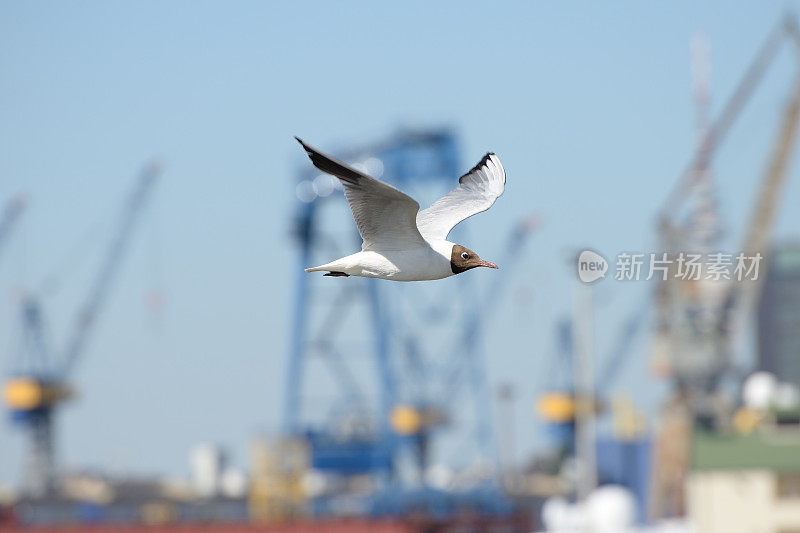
296 138 428 251
416 153 506 240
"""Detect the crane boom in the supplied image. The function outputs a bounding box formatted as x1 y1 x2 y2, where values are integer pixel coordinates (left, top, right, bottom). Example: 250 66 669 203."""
725 68 800 333
59 161 161 376
741 71 800 258
0 193 28 262
658 17 788 222
596 298 648 392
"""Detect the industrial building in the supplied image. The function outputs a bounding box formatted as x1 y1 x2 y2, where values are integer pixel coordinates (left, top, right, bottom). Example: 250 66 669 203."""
688 429 800 532
758 241 800 387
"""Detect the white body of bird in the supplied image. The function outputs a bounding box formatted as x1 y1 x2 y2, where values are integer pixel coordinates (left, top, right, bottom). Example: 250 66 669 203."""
305 239 457 281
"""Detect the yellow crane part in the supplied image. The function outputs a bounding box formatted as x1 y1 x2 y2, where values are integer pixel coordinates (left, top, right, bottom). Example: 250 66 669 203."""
536 392 576 423
2 378 71 411
390 404 448 435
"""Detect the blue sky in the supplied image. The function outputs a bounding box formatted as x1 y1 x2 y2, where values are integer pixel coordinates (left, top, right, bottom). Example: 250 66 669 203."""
2 1 800 486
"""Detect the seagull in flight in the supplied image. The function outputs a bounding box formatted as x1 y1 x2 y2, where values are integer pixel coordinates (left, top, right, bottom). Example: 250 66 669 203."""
296 137 505 281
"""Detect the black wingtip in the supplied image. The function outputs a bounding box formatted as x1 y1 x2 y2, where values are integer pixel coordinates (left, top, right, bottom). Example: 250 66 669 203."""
457 153 500 184
292 137 363 185
295 136 314 158
471 153 495 172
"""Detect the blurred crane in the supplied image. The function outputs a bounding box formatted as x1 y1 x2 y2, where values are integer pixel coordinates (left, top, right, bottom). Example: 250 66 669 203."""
534 295 648 478
653 14 800 423
595 297 649 394
0 193 28 263
650 16 800 519
2 162 161 497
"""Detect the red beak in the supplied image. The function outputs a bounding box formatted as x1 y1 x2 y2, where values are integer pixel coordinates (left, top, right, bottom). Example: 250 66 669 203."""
479 260 499 269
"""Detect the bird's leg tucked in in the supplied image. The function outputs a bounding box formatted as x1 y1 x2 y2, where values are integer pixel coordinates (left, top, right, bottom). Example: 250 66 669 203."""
323 271 350 277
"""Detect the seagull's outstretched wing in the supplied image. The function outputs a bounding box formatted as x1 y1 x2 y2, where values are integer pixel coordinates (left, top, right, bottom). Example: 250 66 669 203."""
296 137 427 251
416 153 506 240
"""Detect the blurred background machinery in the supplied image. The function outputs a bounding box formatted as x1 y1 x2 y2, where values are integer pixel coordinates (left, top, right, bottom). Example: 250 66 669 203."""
652 14 800 426
2 162 160 498
533 302 651 522
649 15 800 519
270 129 535 520
0 194 27 264
526 15 800 528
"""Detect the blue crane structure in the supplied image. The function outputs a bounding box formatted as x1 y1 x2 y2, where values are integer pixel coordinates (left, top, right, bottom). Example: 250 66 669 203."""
284 129 516 516
0 193 28 263
3 162 161 497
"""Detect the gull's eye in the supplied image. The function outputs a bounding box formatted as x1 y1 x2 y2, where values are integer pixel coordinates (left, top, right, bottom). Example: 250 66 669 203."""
461 252 469 260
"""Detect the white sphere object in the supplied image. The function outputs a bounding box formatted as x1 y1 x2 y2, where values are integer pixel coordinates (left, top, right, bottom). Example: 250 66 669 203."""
364 157 384 178
312 174 335 197
296 181 316 203
743 371 777 410
586 485 636 532
542 497 583 531
220 468 247 498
